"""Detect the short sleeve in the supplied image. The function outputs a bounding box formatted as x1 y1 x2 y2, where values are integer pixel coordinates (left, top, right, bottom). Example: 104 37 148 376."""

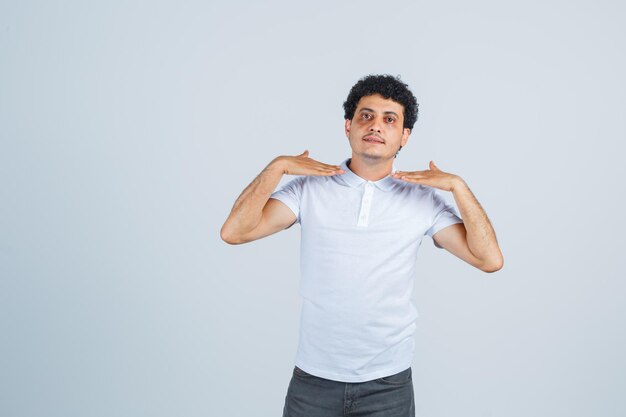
270 176 305 224
425 188 464 248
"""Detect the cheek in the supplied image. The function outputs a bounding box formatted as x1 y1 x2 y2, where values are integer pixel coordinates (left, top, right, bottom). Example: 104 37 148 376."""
384 125 399 135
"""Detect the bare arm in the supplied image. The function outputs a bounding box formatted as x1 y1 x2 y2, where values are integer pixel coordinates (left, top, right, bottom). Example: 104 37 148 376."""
393 160 503 273
433 180 503 272
220 150 345 245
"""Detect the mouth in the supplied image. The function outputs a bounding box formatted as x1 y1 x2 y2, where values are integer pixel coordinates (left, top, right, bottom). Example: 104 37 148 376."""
363 135 385 144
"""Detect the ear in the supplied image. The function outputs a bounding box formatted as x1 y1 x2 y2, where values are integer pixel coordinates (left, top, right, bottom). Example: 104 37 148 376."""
401 128 411 147
344 119 351 138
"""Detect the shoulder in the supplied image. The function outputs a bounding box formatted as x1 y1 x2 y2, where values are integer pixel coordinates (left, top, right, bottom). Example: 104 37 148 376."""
278 175 308 188
277 175 335 192
389 179 431 197
300 174 341 188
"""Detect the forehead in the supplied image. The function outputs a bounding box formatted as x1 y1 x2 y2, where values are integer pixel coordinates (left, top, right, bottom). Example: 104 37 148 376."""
355 94 405 115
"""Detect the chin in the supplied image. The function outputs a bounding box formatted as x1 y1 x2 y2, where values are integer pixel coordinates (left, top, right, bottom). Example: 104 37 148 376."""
358 152 385 161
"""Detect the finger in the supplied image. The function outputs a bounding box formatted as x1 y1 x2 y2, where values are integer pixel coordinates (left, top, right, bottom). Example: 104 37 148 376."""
429 161 439 171
393 170 429 177
309 163 344 174
308 165 341 174
310 160 343 171
313 167 345 176
394 170 430 174
401 175 427 181
397 170 431 181
398 176 429 184
319 167 343 174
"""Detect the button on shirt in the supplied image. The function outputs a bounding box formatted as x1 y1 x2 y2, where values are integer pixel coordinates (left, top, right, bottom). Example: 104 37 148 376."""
270 158 464 382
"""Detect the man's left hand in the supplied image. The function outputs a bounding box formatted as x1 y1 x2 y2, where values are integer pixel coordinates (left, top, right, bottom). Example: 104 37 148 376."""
392 161 462 192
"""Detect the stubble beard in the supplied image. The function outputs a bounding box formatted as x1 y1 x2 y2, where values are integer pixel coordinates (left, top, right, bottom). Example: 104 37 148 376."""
354 144 402 163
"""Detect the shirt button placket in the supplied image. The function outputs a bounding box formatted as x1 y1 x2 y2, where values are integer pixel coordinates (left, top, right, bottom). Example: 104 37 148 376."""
357 182 374 227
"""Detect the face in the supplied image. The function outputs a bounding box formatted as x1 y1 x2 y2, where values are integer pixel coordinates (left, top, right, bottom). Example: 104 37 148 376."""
345 94 411 163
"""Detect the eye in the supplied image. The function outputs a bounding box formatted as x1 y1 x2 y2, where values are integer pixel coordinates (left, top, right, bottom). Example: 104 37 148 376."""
360 113 372 120
385 116 396 123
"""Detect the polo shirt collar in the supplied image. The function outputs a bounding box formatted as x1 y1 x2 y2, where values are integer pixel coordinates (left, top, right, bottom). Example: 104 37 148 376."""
338 158 397 192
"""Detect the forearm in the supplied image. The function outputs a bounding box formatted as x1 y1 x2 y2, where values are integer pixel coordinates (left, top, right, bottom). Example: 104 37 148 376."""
451 178 503 268
221 158 285 240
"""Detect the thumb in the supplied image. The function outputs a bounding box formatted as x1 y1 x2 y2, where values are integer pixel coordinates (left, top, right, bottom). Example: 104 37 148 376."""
429 160 439 170
301 150 309 157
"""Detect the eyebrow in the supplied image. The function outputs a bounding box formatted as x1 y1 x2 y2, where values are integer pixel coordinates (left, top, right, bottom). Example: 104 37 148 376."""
359 108 400 117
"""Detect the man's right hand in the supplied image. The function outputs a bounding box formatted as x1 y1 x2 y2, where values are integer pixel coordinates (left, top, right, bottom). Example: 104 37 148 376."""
273 150 345 176
221 150 344 244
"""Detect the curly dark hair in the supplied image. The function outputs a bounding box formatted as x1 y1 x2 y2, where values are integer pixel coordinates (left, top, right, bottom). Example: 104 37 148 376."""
343 74 419 130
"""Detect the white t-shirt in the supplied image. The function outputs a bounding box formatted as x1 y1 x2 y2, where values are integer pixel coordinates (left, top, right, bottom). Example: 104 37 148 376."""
270 157 463 382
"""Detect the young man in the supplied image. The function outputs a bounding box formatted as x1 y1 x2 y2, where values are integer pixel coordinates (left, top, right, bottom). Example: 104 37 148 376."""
221 74 503 417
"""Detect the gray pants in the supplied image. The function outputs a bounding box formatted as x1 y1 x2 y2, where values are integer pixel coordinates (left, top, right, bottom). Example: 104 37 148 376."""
282 366 415 417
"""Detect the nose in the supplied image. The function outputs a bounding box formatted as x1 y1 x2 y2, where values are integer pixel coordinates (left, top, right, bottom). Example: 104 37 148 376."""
369 119 382 133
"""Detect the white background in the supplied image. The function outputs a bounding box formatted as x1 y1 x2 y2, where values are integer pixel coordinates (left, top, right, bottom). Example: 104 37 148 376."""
1 1 625 416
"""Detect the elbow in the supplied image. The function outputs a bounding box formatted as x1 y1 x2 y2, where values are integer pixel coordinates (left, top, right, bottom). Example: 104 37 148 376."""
220 225 243 245
482 263 503 273
480 255 504 274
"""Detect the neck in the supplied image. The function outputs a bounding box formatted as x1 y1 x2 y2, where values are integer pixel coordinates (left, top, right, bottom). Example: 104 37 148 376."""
348 155 394 181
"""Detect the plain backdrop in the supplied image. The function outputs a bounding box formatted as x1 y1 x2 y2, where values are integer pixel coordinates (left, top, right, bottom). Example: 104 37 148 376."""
1 1 625 416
